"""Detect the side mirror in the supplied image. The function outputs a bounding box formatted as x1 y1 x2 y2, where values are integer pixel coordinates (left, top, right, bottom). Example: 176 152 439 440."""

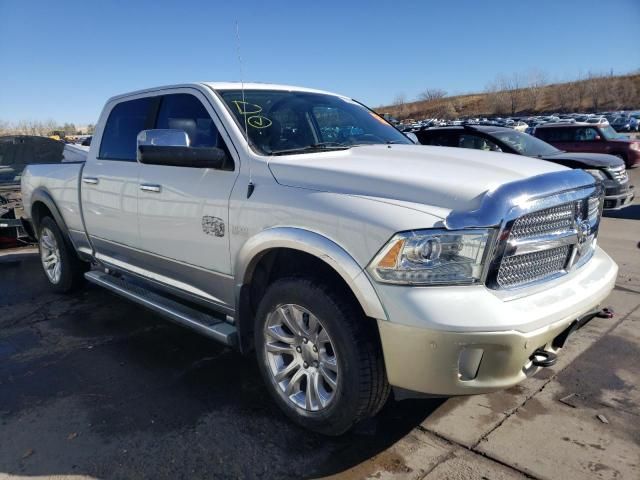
405 132 420 144
594 135 601 141
136 129 228 169
137 129 189 149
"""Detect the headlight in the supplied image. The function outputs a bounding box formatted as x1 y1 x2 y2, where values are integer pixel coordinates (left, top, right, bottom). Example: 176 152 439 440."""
368 229 492 285
630 142 640 151
585 169 608 181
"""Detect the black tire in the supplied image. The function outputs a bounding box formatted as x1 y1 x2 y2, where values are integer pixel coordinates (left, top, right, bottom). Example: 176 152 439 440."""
37 216 87 293
254 277 390 435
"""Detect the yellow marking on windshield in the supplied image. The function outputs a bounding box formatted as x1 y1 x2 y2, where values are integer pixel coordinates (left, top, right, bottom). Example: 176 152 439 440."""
248 115 272 129
233 100 263 115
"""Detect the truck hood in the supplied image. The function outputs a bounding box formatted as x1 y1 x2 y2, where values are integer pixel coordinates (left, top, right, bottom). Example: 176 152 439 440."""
268 145 567 214
542 151 625 169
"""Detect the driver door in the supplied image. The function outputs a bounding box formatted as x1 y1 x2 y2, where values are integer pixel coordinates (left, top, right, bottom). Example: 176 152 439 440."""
136 89 239 309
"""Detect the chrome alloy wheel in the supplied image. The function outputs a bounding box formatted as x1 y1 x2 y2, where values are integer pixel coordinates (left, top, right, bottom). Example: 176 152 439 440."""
40 227 61 284
263 304 339 412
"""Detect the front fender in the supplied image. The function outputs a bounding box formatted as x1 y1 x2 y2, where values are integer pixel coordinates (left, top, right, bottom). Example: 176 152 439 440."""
235 227 387 321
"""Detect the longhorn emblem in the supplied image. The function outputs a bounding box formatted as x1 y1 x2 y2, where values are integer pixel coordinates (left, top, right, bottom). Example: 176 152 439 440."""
202 216 225 237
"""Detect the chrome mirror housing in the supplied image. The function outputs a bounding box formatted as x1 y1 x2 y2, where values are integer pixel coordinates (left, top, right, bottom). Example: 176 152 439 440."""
136 129 190 160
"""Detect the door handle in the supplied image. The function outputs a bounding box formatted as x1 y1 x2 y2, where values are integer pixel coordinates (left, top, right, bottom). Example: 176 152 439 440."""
140 184 162 193
82 177 99 185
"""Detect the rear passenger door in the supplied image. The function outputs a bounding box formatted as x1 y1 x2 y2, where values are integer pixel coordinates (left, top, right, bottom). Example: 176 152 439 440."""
536 127 575 151
136 90 239 309
81 96 153 257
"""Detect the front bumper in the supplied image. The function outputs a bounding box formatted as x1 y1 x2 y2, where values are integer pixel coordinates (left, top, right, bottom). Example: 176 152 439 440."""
376 247 617 396
603 183 635 210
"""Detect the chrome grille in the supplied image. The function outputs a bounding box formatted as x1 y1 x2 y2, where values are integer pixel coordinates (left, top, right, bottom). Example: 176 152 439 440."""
490 191 602 290
608 165 628 184
497 246 571 288
509 203 574 239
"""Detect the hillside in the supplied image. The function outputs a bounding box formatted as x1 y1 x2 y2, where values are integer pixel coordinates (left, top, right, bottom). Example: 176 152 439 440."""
376 73 640 121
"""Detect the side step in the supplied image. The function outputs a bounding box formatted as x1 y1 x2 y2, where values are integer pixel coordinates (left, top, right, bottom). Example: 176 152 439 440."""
85 271 237 346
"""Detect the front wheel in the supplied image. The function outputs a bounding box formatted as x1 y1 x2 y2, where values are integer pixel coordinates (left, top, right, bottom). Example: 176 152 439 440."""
254 277 390 435
38 216 87 293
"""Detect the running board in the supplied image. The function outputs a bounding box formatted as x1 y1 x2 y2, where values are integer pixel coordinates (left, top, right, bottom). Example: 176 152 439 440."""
85 271 237 346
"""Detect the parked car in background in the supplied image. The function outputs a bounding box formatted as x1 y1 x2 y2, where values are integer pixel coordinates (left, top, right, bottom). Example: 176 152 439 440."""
415 125 634 210
585 117 609 126
611 116 639 132
512 121 529 132
533 123 640 168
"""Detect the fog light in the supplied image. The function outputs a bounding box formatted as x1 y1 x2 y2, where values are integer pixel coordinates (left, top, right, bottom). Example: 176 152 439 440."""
458 348 484 381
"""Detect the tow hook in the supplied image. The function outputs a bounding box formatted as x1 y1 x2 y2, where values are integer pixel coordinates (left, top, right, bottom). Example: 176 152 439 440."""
530 349 557 368
597 307 615 319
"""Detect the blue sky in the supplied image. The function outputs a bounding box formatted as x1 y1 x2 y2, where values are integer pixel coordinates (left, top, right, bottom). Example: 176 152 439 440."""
1 0 639 124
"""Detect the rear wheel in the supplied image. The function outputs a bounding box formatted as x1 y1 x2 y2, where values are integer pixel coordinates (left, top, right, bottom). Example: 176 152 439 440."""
254 277 390 435
38 216 87 293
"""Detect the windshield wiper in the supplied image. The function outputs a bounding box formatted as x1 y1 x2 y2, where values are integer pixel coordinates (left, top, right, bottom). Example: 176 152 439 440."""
269 142 351 156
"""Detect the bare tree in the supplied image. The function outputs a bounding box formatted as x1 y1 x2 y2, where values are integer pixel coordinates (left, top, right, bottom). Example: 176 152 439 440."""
586 71 607 111
419 88 447 102
392 93 408 117
553 80 574 112
392 93 406 107
609 78 637 109
570 72 588 110
484 80 509 115
524 69 547 111
499 73 524 115
450 96 465 116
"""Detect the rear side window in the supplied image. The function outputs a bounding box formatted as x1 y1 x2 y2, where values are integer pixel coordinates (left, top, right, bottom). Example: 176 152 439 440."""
574 127 599 141
155 94 222 148
536 128 574 142
99 98 152 161
415 131 455 146
458 134 502 151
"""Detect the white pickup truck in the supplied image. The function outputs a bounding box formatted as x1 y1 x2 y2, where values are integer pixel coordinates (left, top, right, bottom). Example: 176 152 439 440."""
20 83 618 435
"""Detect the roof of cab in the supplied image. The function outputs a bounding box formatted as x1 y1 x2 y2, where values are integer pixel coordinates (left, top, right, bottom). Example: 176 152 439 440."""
107 82 350 104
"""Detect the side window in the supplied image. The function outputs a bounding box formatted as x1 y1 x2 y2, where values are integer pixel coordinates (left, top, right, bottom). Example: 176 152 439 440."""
156 94 223 149
574 128 599 141
416 132 454 146
458 134 502 152
538 128 572 142
99 97 153 161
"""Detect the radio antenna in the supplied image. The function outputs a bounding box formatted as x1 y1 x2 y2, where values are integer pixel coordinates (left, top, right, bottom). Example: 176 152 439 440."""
235 21 255 197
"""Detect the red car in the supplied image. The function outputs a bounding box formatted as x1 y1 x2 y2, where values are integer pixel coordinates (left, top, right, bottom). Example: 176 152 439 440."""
533 123 640 168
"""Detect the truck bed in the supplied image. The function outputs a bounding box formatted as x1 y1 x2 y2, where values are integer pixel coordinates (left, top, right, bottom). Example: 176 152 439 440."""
21 162 85 235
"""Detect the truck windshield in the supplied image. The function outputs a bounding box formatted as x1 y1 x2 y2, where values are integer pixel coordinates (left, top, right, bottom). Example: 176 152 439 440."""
600 125 625 140
218 89 411 155
490 129 561 157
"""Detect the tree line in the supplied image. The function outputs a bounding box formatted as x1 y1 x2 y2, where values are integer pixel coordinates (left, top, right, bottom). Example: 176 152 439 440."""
0 120 95 137
384 70 640 120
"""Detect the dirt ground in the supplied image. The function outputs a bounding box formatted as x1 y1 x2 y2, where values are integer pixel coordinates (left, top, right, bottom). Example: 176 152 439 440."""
0 169 639 480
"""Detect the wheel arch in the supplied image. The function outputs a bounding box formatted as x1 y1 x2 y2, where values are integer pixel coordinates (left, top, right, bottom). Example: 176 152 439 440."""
30 188 71 242
234 227 388 351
